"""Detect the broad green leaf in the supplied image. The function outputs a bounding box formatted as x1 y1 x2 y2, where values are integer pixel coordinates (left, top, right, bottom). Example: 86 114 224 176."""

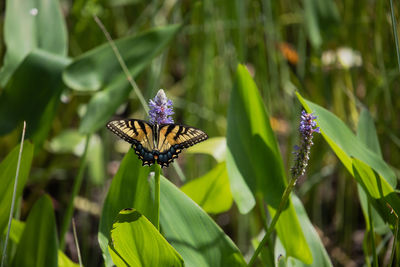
356 108 388 234
12 195 58 267
181 162 233 214
227 65 311 263
296 93 396 188
225 148 255 214
98 149 154 266
4 219 79 267
0 0 67 86
357 109 382 157
63 24 180 91
63 25 180 134
275 195 333 267
186 137 226 163
108 209 183 267
154 175 247 267
0 142 33 233
0 50 70 144
352 159 400 227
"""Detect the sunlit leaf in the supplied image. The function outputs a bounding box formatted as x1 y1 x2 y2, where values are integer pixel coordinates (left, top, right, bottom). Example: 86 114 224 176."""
227 64 311 263
181 162 233 214
296 93 396 188
98 149 154 267
153 175 247 267
275 195 333 267
12 195 58 267
0 142 33 233
186 137 226 163
108 209 183 266
0 0 67 86
356 108 389 234
352 159 400 227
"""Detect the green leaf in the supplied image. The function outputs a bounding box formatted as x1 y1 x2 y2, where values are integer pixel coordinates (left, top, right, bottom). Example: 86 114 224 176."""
181 162 233 214
12 195 58 267
275 195 333 267
4 219 79 267
58 252 80 267
227 65 311 263
296 92 396 188
0 50 70 144
186 137 227 163
0 0 67 86
154 175 247 267
64 24 180 91
108 209 184 267
98 149 154 266
352 158 400 227
225 148 255 214
0 142 33 233
63 24 181 134
356 108 389 234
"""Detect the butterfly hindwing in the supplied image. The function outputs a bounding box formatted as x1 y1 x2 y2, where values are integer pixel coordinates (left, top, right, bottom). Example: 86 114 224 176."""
106 119 156 166
156 124 208 167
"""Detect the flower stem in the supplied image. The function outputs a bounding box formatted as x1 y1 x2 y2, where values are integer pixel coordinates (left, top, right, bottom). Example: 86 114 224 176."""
60 134 91 250
248 175 298 266
154 164 161 231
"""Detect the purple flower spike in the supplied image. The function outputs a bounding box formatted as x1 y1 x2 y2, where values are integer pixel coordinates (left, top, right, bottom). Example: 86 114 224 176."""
148 89 174 125
290 110 320 178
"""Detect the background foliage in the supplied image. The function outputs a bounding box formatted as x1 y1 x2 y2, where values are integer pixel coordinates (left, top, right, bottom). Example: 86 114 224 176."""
0 0 400 266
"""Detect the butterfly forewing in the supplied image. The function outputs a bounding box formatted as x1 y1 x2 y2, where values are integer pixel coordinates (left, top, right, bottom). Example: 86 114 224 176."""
106 119 156 166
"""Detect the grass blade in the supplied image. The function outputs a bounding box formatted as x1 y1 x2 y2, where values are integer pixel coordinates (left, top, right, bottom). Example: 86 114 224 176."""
1 121 26 267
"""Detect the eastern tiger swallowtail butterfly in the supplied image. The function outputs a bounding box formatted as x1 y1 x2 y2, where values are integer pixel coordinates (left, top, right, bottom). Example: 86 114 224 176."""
107 119 208 167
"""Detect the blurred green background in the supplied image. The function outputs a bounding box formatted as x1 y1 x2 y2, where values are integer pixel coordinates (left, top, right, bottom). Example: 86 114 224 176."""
0 0 400 266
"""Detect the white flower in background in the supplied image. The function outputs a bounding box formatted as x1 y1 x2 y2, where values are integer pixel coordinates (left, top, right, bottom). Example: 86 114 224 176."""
337 47 362 68
30 8 38 16
321 47 362 69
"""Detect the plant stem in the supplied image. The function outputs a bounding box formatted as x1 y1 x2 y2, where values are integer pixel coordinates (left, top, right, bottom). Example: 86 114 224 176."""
248 175 298 266
368 201 378 267
388 204 398 267
1 121 26 267
154 164 161 231
72 218 83 267
60 135 91 250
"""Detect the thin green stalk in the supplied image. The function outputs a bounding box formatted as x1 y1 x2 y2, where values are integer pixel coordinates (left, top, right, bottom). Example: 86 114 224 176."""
389 0 400 72
60 135 91 250
93 15 148 113
248 175 298 266
368 201 378 267
1 121 26 267
72 219 83 267
388 204 398 267
154 164 161 231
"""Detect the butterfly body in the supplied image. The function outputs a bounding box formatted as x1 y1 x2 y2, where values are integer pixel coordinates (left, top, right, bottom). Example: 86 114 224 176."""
107 119 208 167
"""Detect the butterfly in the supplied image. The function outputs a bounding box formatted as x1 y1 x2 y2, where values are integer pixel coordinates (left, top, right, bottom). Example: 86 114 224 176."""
107 119 208 167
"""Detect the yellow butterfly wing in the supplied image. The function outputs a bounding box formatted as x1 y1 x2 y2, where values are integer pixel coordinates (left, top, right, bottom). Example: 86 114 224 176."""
156 124 208 167
106 119 156 166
